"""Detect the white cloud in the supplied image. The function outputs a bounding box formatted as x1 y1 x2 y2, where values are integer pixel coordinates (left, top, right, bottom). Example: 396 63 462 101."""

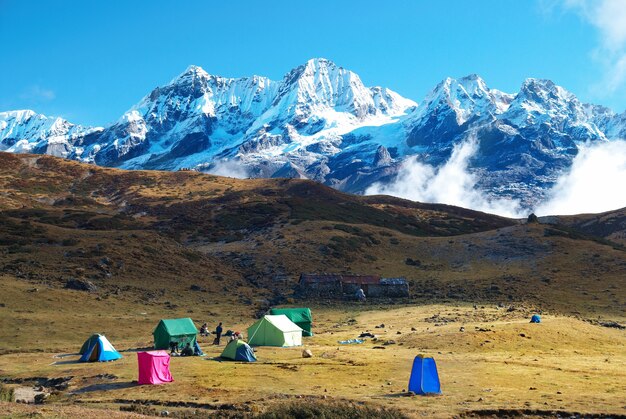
365 135 626 218
535 140 626 215
365 136 524 218
205 159 249 179
561 0 626 95
19 85 56 102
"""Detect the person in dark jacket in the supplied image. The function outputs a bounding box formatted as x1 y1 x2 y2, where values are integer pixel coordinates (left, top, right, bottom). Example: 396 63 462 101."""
181 342 193 356
215 322 223 345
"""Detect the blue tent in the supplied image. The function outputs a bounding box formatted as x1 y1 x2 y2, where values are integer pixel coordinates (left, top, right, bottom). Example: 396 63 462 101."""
530 314 541 323
220 339 257 362
408 355 441 395
79 335 122 362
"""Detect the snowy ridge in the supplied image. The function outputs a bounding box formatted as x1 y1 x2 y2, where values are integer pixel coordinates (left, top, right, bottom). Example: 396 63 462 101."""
1 58 625 209
0 110 102 158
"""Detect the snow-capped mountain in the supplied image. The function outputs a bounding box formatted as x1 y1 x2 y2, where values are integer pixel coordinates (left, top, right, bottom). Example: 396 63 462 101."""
0 110 102 158
77 58 415 176
1 58 624 210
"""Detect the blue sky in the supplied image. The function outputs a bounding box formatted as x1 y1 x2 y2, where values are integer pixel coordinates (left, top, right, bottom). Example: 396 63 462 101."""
0 0 623 126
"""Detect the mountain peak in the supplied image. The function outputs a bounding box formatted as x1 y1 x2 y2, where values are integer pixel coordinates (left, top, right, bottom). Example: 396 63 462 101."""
303 57 338 69
518 78 576 105
170 65 210 85
286 57 344 83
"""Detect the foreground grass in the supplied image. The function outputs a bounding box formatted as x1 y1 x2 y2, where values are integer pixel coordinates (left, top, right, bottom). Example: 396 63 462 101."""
0 275 624 418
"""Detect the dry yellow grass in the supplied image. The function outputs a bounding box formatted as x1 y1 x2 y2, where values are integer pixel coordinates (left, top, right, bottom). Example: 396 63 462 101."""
0 274 624 418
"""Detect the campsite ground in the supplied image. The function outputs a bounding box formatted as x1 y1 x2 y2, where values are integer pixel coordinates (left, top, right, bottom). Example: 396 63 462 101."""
0 154 625 417
0 275 624 418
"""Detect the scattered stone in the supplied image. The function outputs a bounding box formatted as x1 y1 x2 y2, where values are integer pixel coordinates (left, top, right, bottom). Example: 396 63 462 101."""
65 278 97 292
529 387 537 390
383 340 396 345
189 284 205 292
527 213 539 223
411 327 417 331
459 327 465 332
94 373 118 380
405 258 421 267
34 393 49 404
302 349 313 358
519 333 526 338
396 331 402 335
359 332 376 338
375 323 385 328
160 411 170 417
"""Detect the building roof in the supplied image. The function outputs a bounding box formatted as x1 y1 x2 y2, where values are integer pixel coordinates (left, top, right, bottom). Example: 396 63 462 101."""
300 274 407 286
341 275 381 284
299 273 342 283
380 277 408 285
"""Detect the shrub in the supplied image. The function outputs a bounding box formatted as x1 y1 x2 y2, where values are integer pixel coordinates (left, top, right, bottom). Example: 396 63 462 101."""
257 400 409 419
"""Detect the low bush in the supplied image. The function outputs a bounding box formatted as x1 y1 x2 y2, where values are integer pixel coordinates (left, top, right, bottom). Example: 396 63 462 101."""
257 400 409 419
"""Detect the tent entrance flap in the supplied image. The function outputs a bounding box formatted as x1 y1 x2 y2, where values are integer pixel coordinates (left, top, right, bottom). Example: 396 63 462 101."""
79 335 122 363
153 318 198 350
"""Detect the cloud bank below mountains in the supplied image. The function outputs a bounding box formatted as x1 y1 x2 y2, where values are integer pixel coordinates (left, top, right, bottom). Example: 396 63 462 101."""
365 136 524 218
205 159 249 179
365 138 626 218
536 139 626 215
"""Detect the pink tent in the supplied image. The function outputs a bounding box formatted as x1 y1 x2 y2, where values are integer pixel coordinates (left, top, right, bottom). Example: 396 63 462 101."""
137 351 173 385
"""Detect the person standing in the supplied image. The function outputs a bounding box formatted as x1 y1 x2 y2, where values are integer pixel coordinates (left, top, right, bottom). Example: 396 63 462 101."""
356 287 366 302
215 322 223 345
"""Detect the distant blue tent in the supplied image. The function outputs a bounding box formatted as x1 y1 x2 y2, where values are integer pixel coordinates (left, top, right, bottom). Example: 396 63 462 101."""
530 314 541 323
79 335 122 362
408 355 441 395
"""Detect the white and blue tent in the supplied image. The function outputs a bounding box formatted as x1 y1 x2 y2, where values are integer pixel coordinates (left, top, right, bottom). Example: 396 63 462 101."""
79 334 122 362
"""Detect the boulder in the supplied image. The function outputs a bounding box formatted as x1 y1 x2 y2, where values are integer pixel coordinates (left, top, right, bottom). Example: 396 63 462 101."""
64 278 97 292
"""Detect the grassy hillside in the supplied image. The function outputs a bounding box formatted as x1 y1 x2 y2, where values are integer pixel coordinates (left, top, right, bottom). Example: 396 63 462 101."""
0 153 624 418
0 152 623 318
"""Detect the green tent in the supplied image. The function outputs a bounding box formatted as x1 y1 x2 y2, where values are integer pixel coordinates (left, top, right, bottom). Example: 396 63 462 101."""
79 333 103 354
269 308 313 336
247 315 303 347
153 318 198 350
220 339 256 362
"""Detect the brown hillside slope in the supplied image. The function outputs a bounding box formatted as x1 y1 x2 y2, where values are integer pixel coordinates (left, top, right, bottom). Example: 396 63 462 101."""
0 152 624 319
544 208 626 246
